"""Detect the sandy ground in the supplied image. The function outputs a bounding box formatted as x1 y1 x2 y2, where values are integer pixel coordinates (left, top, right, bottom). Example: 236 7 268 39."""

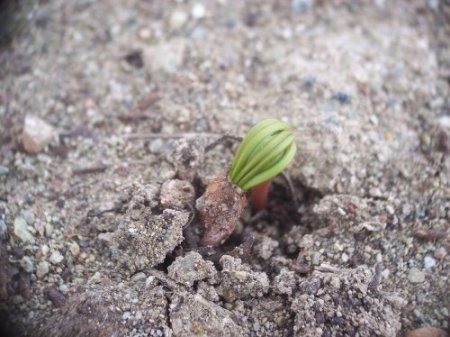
0 0 449 336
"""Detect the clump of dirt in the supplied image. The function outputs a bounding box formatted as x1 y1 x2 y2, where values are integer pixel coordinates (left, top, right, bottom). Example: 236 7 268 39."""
292 265 403 337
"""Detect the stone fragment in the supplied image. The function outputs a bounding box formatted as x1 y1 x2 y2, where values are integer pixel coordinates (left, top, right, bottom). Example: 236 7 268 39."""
36 261 49 279
22 115 55 154
191 3 205 19
13 217 35 243
170 10 188 30
69 242 80 257
408 268 425 284
49 250 64 264
45 286 66 307
20 256 34 273
143 39 186 75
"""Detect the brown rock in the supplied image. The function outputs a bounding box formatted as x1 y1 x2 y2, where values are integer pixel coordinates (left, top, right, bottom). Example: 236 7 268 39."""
406 327 449 337
22 115 55 154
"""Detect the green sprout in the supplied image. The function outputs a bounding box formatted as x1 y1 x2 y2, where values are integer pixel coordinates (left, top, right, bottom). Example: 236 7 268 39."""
228 118 297 191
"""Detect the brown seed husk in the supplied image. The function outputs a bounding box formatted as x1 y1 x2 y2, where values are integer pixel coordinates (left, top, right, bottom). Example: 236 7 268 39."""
197 175 247 246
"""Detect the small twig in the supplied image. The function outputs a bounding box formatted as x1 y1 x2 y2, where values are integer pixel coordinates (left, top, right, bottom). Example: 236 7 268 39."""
205 135 242 152
414 228 448 241
146 269 181 291
125 132 221 140
368 263 383 293
183 202 196 229
281 171 299 211
86 207 121 219
72 164 110 175
246 209 268 224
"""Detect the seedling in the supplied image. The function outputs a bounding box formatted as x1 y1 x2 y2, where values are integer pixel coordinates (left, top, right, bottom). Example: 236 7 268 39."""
197 118 297 246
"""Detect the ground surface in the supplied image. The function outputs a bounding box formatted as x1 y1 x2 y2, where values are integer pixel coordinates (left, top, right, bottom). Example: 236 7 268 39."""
0 0 449 336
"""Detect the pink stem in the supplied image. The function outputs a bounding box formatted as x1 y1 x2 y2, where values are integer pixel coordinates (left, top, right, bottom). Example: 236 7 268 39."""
250 179 272 210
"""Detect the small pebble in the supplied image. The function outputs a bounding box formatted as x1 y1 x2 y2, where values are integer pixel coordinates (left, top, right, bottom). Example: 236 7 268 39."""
49 250 64 264
21 115 55 154
0 165 9 177
90 271 102 283
170 10 188 30
424 256 436 269
44 223 53 237
22 209 35 226
191 3 205 19
36 261 49 279
13 217 35 243
341 253 349 263
408 267 425 284
0 220 8 240
45 286 66 307
434 247 447 260
333 92 351 104
20 256 35 273
138 27 151 40
69 242 80 257
131 272 147 282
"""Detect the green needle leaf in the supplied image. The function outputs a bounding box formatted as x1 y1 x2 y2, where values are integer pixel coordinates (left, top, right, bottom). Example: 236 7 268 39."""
228 119 297 191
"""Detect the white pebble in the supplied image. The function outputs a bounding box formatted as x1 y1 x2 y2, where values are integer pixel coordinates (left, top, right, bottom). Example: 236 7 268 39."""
424 256 436 269
191 3 205 19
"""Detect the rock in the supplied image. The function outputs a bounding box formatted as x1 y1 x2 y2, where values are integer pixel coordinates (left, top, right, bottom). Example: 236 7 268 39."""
138 27 151 40
170 294 248 336
21 209 35 226
13 217 35 243
49 250 64 264
424 256 436 269
406 327 449 337
0 220 7 240
36 261 49 279
69 242 80 257
291 0 314 14
408 268 425 284
143 39 186 75
20 256 34 273
21 115 55 154
45 286 66 308
191 3 205 19
131 272 147 282
218 255 269 301
170 10 188 30
90 271 102 284
0 165 9 177
168 251 217 286
160 179 195 208
44 223 54 237
434 247 447 260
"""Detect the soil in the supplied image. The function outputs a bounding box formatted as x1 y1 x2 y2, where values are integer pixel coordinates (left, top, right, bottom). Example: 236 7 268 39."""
0 0 449 336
